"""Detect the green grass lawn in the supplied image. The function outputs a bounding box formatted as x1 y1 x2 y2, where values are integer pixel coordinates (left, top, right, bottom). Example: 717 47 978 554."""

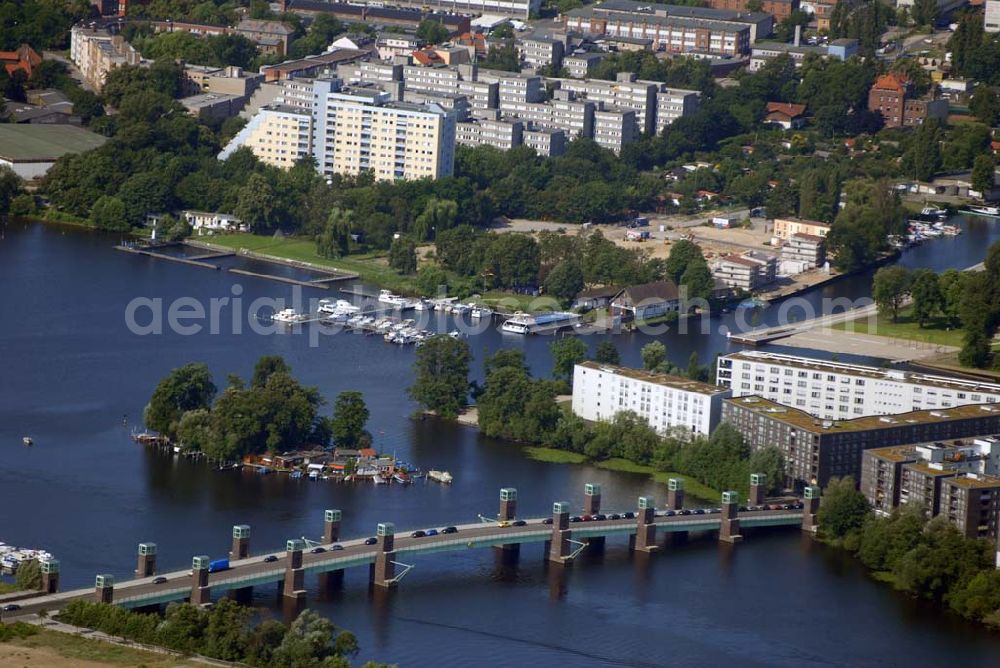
595 459 721 501
522 446 589 464
0 582 19 594
477 292 560 312
5 628 192 667
833 306 965 348
190 234 424 292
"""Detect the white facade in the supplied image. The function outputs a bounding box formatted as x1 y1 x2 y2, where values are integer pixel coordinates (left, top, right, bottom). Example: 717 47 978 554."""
717 351 1000 421
218 106 312 169
988 0 1000 33
183 211 247 233
573 361 731 436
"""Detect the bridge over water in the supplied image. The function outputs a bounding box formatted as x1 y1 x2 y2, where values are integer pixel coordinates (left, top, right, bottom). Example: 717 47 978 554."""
3 479 821 620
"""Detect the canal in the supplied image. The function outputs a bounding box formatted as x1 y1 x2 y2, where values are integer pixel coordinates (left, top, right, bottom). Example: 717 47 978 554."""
1 217 999 665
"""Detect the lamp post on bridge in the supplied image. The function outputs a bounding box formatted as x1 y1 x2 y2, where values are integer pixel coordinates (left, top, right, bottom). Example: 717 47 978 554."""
230 525 251 560
548 501 574 564
718 491 743 543
498 488 520 560
190 555 211 606
749 473 767 506
667 478 685 510
135 543 156 577
94 574 114 604
584 483 605 549
632 496 659 553
802 485 821 532
40 558 59 594
319 510 345 595
370 522 397 589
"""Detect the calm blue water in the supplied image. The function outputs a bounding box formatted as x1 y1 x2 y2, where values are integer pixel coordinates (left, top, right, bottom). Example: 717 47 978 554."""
1 217 999 666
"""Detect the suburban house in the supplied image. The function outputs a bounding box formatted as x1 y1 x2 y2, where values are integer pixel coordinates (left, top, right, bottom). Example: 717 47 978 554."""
765 101 807 129
609 280 681 321
234 19 296 56
572 285 623 311
0 44 42 77
867 73 948 129
182 210 248 233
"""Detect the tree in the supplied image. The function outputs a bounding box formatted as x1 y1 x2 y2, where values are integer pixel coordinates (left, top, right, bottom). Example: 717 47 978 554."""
544 259 584 305
331 391 370 448
234 173 277 233
911 0 938 27
0 165 22 214
593 340 621 365
483 349 529 378
902 119 942 182
641 341 667 371
388 236 417 274
972 154 996 196
252 355 291 387
271 609 358 668
680 261 715 302
816 476 869 540
477 366 561 442
873 265 912 322
203 598 251 661
144 363 217 439
413 197 457 241
14 559 41 590
664 239 704 284
175 408 213 454
482 234 540 289
970 86 1000 126
416 19 450 44
909 269 942 327
747 446 787 495
91 195 129 231
316 208 354 259
550 337 587 385
938 269 968 327
409 335 471 418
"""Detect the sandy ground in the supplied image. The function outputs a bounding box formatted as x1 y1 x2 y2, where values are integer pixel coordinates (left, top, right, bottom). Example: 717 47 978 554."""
772 329 958 361
0 639 191 668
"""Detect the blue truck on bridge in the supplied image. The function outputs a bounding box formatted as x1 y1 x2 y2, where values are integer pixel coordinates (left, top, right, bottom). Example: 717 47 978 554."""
208 558 230 573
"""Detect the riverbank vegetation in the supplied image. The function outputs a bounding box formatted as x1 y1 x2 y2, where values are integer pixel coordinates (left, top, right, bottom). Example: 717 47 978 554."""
411 341 784 500
57 599 388 667
865 243 1000 369
817 477 1000 629
144 355 372 459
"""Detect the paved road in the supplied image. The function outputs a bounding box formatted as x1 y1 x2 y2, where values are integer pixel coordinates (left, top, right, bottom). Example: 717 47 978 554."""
1 509 802 619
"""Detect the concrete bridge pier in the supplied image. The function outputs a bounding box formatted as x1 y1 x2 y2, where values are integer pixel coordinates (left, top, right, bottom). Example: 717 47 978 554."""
547 562 569 600
190 556 212 606
323 509 341 544
548 502 575 565
631 496 659 553
496 488 520 559
718 491 743 543
135 543 157 577
40 558 59 594
94 574 114 604
667 478 685 510
369 523 397 589
228 526 254 601
802 485 821 533
749 473 766 506
283 540 307 605
230 525 251 560
583 483 605 550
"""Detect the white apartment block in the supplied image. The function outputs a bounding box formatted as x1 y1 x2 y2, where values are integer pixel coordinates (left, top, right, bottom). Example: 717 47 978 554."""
717 351 1000 421
311 79 455 181
593 107 637 154
556 74 656 135
518 37 564 70
218 105 312 169
377 34 424 60
573 361 732 436
654 85 701 134
70 25 141 91
501 94 594 139
523 127 566 156
338 61 404 87
456 117 522 151
476 68 544 104
987 0 1000 33
564 53 604 79
403 90 471 120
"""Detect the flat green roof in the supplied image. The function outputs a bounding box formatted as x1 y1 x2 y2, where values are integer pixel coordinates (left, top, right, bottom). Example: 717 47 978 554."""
0 124 107 162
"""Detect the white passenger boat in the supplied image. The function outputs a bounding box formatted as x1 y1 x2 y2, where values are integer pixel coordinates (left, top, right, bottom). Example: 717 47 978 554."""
966 205 1000 217
470 306 493 319
272 308 309 323
428 470 453 484
378 290 408 307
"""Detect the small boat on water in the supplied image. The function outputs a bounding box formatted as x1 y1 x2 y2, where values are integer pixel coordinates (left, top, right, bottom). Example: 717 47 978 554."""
22 436 32 446
273 308 309 323
920 206 948 220
428 470 453 484
392 471 412 484
378 290 408 308
966 205 1000 217
470 306 493 319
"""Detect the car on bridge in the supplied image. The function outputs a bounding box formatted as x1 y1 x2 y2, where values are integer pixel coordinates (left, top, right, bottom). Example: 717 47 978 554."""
153 576 168 584
497 521 511 528
441 527 458 534
263 555 279 563
311 547 326 554
623 512 635 519
542 518 553 525
3 604 21 612
364 537 378 545
512 520 526 527
330 545 344 551
426 529 439 536
411 530 426 538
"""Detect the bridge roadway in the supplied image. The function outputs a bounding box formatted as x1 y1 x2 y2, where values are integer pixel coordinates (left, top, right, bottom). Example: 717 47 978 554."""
4 509 802 619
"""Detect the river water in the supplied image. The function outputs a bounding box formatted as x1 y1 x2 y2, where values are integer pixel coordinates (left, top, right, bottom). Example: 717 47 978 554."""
1 218 999 666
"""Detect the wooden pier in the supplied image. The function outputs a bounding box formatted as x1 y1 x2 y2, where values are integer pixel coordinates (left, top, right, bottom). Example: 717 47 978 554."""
227 268 331 289
115 245 222 270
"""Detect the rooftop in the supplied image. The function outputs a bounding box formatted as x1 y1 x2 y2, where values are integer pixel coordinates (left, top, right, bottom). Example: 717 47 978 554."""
721 351 1000 396
866 445 918 463
904 462 956 478
0 124 107 162
944 474 1000 490
724 395 1000 433
578 360 730 395
575 0 771 23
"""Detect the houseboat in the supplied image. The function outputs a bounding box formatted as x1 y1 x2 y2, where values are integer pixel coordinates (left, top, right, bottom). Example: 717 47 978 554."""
501 311 581 335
